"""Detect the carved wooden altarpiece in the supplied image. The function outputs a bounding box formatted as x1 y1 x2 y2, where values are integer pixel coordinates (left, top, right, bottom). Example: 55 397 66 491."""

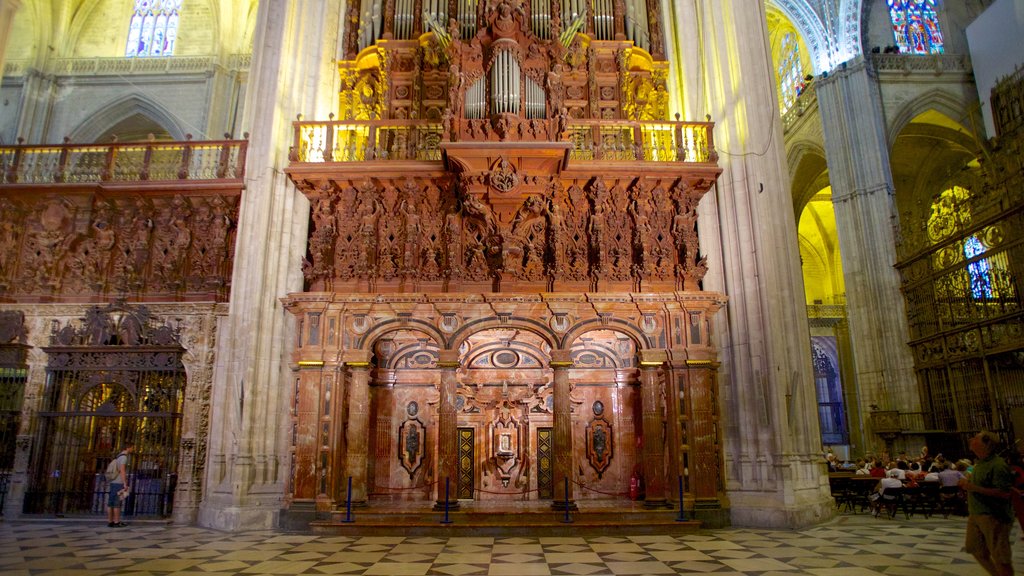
284 0 726 516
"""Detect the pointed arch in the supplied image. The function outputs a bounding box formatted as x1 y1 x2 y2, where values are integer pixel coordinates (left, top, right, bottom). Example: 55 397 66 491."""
68 94 187 143
787 140 829 214
885 89 982 154
767 0 831 74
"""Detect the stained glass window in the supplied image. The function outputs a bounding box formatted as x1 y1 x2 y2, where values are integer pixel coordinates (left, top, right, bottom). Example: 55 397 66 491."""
887 0 944 54
777 33 805 113
125 0 182 58
811 339 847 446
963 236 993 299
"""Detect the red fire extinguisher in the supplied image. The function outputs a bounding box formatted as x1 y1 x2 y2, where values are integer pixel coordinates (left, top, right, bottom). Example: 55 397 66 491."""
629 468 641 500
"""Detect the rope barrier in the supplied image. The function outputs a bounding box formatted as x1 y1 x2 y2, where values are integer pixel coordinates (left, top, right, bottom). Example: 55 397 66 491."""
371 479 438 492
571 478 631 498
473 485 540 495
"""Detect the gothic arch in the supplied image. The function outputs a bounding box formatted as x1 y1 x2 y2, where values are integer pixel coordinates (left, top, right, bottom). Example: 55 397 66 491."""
787 140 829 214
64 0 118 56
885 89 980 150
768 0 832 73
68 94 187 142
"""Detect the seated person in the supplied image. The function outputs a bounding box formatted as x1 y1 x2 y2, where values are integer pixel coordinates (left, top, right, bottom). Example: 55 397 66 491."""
938 461 966 487
870 470 904 515
869 460 887 478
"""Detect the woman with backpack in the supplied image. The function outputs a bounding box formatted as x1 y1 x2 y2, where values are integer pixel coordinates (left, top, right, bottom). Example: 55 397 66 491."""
105 444 134 527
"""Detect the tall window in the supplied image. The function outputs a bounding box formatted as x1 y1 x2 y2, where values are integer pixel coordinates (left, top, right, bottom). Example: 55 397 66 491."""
887 0 944 54
811 339 847 445
777 33 805 113
125 0 182 58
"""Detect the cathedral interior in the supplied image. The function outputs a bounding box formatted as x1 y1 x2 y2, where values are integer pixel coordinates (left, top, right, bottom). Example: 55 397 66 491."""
0 0 1022 533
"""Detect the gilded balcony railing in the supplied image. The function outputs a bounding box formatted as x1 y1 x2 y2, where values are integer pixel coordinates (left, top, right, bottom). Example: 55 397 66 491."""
290 119 716 164
0 138 248 184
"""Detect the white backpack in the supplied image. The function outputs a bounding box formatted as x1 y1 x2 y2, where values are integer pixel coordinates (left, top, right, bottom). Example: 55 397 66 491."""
104 456 121 482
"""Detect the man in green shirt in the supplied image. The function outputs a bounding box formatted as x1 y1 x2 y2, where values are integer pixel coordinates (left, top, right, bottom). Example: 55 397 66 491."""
960 431 1014 576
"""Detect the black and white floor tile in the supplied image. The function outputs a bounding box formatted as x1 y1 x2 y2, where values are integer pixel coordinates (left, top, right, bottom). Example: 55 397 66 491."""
0 514 1016 575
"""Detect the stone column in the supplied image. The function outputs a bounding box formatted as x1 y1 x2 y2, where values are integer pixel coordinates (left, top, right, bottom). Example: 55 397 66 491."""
198 0 341 531
435 350 460 510
816 59 920 440
667 0 833 528
639 350 668 508
343 351 372 506
550 349 576 510
0 0 22 91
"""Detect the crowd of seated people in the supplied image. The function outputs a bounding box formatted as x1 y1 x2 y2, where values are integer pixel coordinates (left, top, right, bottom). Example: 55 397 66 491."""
829 442 1024 527
827 448 977 517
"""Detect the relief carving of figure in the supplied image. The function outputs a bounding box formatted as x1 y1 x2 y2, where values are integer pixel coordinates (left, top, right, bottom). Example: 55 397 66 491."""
71 200 117 292
401 198 421 274
445 212 463 275
0 199 23 289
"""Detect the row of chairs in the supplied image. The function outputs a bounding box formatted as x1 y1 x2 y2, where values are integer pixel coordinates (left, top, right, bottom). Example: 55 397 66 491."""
830 477 967 519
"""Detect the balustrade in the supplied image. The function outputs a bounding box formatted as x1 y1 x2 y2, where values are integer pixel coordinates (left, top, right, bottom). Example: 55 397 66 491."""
291 118 715 164
0 138 247 184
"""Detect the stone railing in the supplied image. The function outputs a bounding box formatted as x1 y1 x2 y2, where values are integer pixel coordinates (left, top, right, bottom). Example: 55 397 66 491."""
3 54 252 77
290 118 717 164
869 53 973 76
0 137 248 184
782 82 817 134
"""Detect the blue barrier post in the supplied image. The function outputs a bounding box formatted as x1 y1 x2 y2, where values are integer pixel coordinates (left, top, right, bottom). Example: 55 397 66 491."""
341 476 355 523
560 477 573 523
440 477 453 524
675 475 687 522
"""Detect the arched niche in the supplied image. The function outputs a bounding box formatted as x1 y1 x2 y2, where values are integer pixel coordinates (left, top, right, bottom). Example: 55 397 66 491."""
68 94 187 142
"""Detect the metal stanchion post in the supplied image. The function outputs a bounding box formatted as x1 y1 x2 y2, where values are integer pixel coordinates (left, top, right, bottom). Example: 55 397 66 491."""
342 476 355 523
440 477 453 524
560 477 573 523
675 475 687 522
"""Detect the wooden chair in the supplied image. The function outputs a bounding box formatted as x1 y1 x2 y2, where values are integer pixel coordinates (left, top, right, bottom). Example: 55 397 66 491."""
873 487 904 519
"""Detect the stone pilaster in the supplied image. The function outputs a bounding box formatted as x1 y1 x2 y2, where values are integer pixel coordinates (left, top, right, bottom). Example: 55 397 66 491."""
434 350 460 510
667 0 834 527
343 351 372 506
639 350 668 508
816 59 920 445
550 349 576 510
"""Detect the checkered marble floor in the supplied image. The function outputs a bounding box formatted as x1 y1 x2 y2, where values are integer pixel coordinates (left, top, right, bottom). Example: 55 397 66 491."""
0 514 1017 575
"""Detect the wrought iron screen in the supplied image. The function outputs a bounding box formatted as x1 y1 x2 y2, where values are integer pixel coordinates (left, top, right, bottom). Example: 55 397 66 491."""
24 304 186 517
24 350 184 516
0 345 27 514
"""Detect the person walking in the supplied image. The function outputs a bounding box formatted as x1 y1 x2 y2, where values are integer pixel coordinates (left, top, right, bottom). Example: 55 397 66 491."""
960 431 1014 576
106 444 134 528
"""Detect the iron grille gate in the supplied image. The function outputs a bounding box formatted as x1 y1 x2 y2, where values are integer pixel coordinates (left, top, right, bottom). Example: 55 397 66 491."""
0 344 28 514
24 347 185 517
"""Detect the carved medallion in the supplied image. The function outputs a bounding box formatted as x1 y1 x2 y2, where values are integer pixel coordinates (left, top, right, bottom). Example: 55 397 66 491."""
488 158 519 193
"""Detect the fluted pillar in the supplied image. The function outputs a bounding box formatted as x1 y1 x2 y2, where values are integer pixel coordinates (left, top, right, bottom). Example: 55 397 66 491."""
550 349 576 510
344 352 372 506
434 350 461 510
0 0 22 91
198 0 341 531
639 352 668 508
667 0 833 528
816 59 920 439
